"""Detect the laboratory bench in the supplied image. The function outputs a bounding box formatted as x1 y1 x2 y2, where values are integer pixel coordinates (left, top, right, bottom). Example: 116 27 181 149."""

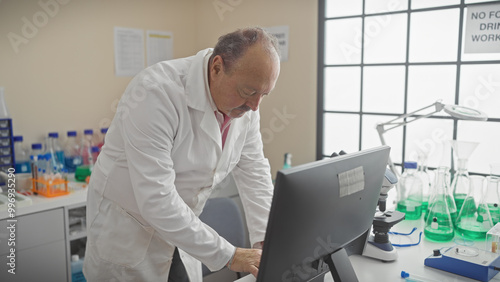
0 183 88 282
236 216 500 282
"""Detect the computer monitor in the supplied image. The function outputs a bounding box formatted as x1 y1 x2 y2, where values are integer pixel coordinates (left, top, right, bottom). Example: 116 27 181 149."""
257 146 391 282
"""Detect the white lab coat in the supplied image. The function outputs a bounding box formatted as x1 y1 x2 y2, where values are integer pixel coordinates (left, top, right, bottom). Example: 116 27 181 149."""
83 48 274 281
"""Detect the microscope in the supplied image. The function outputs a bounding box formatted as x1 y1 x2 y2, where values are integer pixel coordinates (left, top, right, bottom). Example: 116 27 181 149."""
362 168 405 262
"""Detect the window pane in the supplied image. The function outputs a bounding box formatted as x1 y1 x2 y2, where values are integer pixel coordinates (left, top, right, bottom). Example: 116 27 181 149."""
365 0 408 14
364 13 408 63
325 0 362 17
362 114 404 166
459 64 500 119
411 0 459 9
405 119 454 168
409 9 460 62
324 67 361 111
458 121 500 174
407 65 457 116
325 18 362 65
362 66 406 113
323 113 360 155
460 7 500 62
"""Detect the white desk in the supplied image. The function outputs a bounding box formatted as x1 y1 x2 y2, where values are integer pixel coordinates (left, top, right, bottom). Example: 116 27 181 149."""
236 217 500 282
0 181 87 220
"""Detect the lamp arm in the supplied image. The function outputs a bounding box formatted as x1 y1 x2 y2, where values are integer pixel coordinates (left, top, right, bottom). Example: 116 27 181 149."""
376 100 445 176
376 101 444 135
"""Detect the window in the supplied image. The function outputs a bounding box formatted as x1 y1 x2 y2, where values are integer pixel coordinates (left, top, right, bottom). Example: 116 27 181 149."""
318 0 500 175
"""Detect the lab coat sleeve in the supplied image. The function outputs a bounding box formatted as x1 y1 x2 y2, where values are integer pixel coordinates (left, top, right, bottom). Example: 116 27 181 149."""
118 80 234 271
232 111 274 247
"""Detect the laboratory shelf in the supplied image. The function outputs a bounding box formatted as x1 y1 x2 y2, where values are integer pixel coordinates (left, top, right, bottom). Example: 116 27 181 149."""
69 230 87 241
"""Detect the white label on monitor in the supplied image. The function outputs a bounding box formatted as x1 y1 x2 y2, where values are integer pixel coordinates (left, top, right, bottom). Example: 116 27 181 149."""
338 166 365 197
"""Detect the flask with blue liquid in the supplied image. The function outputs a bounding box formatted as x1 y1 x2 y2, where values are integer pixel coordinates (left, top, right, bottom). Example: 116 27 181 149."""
64 131 82 173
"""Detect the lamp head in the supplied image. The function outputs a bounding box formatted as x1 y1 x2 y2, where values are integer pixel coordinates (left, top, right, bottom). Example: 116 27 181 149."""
439 102 488 121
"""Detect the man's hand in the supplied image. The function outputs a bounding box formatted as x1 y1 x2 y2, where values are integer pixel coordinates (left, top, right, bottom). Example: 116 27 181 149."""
227 247 262 277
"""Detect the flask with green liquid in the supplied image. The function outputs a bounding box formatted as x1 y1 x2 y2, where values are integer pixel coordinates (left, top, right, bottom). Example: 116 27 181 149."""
424 167 456 242
396 161 423 220
455 175 493 240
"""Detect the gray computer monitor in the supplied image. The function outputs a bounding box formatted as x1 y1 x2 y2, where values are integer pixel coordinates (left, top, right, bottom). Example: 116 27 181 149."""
257 146 391 282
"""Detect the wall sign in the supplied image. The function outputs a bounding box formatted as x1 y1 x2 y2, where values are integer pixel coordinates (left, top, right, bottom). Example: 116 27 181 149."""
464 3 500 54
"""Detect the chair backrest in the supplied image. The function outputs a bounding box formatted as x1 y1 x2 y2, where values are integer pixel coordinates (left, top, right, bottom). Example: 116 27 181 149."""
199 197 246 276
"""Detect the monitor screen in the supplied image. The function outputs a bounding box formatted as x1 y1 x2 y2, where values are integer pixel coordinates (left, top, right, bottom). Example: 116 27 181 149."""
257 146 391 282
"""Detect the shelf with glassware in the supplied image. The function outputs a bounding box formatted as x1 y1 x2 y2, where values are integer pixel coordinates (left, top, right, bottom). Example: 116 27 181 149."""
64 202 87 282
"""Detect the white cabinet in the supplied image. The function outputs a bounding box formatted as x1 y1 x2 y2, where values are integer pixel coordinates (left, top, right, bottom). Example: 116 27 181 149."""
0 208 67 281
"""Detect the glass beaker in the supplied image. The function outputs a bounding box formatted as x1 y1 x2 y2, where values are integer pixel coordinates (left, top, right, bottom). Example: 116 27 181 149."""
450 140 479 212
396 161 423 220
455 176 493 240
484 176 500 225
424 167 456 242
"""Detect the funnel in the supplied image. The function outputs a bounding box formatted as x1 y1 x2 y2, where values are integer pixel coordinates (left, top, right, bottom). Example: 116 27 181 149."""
450 140 479 170
450 140 480 212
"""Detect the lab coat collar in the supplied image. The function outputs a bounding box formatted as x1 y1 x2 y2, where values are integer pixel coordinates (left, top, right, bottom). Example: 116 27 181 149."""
185 48 213 112
184 49 221 150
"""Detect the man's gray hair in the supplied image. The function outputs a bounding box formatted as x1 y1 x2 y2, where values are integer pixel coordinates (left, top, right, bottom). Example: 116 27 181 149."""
211 27 280 73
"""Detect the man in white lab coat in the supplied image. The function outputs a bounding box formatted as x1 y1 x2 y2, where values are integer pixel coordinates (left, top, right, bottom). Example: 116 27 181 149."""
83 27 280 281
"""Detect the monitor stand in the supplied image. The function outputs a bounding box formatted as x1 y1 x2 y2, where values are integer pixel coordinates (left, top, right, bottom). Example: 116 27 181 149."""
325 248 359 282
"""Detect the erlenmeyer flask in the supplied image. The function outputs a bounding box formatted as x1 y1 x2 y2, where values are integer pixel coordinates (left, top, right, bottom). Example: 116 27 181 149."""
424 167 456 242
450 140 479 212
484 176 500 225
455 176 493 240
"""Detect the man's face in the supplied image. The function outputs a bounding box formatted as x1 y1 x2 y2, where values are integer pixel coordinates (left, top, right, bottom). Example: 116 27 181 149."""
209 44 280 118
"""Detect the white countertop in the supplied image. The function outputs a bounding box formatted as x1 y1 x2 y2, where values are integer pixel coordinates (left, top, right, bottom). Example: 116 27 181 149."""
0 182 88 220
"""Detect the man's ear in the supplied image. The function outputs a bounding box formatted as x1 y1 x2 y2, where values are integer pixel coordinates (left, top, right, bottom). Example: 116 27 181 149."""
211 55 224 76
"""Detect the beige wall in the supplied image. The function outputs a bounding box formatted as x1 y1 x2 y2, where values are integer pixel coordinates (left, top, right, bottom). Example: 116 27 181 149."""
0 0 317 177
0 0 198 142
195 0 318 176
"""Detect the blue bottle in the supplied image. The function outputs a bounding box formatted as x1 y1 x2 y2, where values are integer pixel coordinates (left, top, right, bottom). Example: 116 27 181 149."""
13 136 31 173
47 132 65 171
64 131 82 173
70 255 86 282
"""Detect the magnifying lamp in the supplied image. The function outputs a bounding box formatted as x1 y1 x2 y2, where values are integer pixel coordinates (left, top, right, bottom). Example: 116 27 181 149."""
376 100 488 175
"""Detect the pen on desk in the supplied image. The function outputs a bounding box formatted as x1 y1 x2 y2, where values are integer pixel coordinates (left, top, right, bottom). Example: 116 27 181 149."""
401 271 439 282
